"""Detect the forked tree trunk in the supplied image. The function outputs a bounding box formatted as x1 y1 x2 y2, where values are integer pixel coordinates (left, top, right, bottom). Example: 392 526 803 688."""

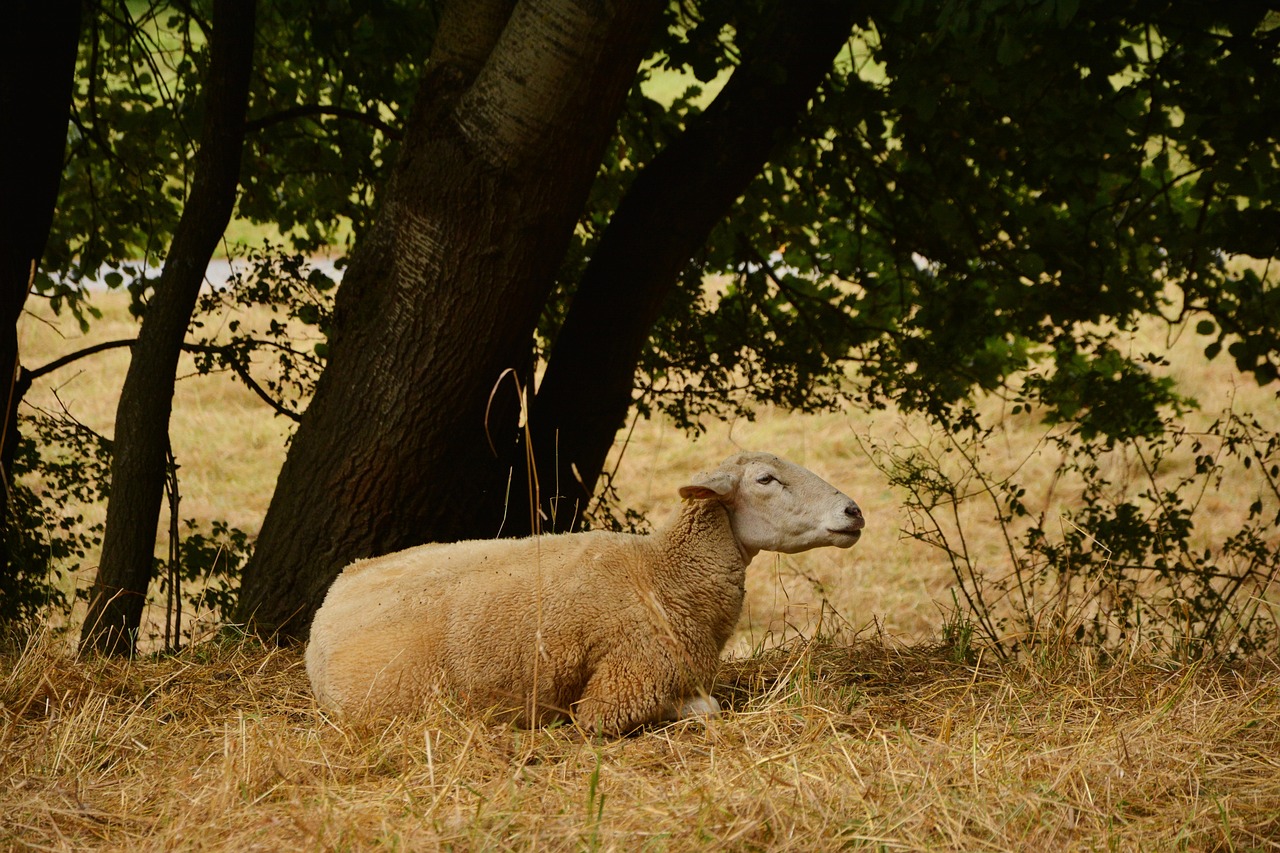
523 0 864 533
236 0 665 639
0 0 82 600
81 0 256 655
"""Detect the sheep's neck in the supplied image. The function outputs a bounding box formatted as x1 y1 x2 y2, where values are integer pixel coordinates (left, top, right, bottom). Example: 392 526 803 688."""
664 499 745 568
684 498 757 565
655 494 747 589
646 501 747 642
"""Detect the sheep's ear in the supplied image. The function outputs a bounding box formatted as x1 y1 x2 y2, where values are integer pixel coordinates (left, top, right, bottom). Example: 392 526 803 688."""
679 471 737 500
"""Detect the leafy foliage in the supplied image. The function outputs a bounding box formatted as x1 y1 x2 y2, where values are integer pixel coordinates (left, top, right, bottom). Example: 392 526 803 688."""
2 407 252 641
152 518 252 649
190 242 337 419
0 412 111 626
634 1 1279 439
40 0 430 323
39 1 201 324
44 0 1278 444
875 405 1280 659
237 0 434 249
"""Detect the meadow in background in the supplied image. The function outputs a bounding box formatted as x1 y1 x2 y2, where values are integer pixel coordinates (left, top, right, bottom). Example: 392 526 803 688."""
14 286 1278 653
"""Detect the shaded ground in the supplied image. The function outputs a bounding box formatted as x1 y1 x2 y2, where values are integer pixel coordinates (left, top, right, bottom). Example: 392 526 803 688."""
4 629 1279 850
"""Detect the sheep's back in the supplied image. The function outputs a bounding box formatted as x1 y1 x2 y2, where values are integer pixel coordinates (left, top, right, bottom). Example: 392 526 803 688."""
306 529 654 718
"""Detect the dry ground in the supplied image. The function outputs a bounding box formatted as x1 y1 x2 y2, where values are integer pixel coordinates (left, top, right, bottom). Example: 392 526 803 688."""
4 628 1280 851
8 290 1280 849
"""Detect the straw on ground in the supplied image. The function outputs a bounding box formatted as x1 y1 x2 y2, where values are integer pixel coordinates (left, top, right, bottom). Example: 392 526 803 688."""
4 627 1279 850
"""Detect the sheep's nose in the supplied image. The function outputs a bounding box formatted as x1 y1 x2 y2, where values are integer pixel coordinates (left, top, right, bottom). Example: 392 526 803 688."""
844 503 863 521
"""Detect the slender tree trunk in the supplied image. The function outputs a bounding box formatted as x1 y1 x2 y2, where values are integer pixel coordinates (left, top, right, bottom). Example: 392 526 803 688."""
524 0 864 532
81 0 256 655
236 0 665 640
0 0 82 596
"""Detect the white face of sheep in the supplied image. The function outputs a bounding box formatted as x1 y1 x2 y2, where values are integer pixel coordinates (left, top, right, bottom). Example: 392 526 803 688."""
678 452 865 561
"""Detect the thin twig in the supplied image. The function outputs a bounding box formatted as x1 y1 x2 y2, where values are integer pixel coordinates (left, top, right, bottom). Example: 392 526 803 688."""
24 338 302 421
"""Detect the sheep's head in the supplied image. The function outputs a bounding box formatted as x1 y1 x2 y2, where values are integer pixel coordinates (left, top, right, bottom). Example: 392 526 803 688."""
678 452 864 561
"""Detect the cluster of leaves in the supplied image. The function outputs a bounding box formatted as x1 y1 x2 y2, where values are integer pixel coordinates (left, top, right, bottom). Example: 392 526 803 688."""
39 0 430 326
633 1 1279 441
39 1 204 325
191 242 337 420
237 0 434 250
0 411 111 625
2 407 252 641
878 406 1280 660
150 519 252 649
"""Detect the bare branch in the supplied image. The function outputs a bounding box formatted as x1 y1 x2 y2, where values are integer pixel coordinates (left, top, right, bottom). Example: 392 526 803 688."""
23 338 302 421
24 339 135 381
245 104 403 140
182 342 303 421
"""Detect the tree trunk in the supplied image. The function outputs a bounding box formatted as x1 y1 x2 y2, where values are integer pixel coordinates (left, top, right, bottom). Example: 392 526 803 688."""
0 0 82 598
81 0 256 655
236 0 665 640
524 0 864 532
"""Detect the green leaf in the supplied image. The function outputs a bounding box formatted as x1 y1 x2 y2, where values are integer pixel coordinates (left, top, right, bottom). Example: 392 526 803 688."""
1055 0 1080 28
996 30 1024 66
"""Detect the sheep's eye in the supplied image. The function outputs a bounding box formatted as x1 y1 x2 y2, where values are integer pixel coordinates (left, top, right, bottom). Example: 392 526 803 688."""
756 473 777 485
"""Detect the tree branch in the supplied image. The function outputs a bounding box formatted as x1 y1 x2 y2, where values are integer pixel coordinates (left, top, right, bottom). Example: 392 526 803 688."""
23 338 134 381
245 104 403 139
23 337 302 421
182 342 302 421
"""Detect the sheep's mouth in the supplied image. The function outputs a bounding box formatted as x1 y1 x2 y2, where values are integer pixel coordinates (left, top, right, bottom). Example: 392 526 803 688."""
829 527 863 542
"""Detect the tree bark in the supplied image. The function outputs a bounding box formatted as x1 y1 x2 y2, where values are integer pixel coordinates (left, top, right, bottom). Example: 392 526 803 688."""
524 0 864 532
81 0 256 655
0 0 82 597
236 0 665 640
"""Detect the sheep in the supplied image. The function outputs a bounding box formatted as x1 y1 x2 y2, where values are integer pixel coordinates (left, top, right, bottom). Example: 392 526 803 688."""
305 451 865 735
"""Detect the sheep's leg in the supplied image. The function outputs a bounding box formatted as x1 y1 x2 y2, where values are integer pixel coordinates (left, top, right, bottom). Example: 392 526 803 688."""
573 682 666 736
574 661 719 735
676 693 721 719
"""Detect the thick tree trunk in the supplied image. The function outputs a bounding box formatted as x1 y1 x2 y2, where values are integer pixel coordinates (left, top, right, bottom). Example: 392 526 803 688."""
236 0 665 639
524 0 864 532
81 0 256 655
0 0 82 596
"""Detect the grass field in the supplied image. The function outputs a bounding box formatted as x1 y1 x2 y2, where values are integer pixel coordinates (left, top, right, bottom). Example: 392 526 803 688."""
5 289 1280 849
5 625 1280 850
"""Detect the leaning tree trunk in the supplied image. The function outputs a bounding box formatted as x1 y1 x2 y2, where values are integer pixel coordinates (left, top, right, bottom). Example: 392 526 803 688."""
236 0 665 639
522 0 865 533
81 0 256 655
0 0 82 595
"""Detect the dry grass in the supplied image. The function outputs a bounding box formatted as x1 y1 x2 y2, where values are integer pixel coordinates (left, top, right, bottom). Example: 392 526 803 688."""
4 627 1279 851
